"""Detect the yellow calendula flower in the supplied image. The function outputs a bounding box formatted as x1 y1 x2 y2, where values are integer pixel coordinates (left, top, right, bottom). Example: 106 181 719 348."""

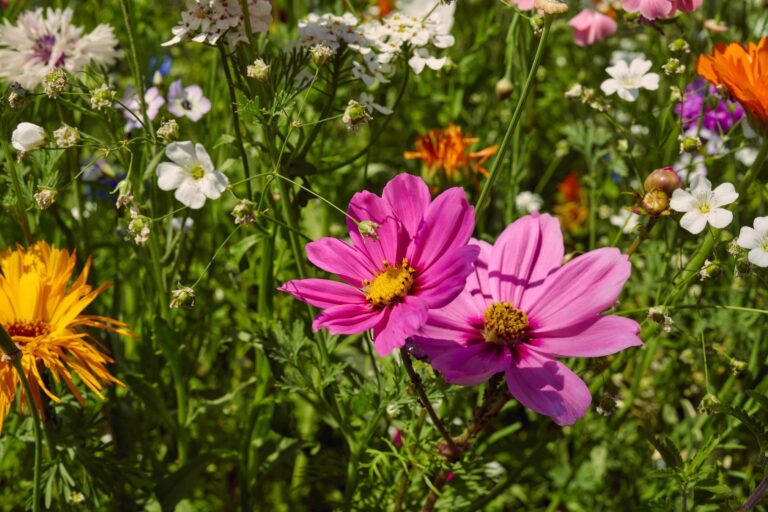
0 242 132 432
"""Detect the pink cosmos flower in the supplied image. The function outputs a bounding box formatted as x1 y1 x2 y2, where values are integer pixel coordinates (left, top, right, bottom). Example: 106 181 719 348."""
569 9 617 46
280 174 479 356
412 213 642 426
507 0 534 9
621 0 702 20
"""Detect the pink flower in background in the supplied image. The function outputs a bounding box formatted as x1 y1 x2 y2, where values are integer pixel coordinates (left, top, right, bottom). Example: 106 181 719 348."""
412 213 642 426
621 0 702 20
280 174 479 356
569 10 617 46
507 0 535 9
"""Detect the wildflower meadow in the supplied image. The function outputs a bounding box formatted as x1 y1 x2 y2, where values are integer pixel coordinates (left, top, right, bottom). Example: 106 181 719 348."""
1 0 768 510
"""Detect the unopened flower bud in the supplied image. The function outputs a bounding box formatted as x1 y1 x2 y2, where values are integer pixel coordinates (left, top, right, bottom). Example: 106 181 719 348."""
170 286 196 309
679 135 702 154
670 85 683 103
53 124 80 148
699 259 719 281
90 84 115 111
310 44 335 66
495 77 514 100
128 207 151 246
565 83 583 100
342 100 372 132
698 393 720 414
114 180 134 209
662 58 685 76
231 198 259 225
641 190 670 216
34 187 57 210
7 82 26 108
617 139 629 153
358 220 380 240
534 0 568 14
644 167 682 196
247 59 270 82
668 38 691 53
43 69 68 98
157 119 179 141
730 359 748 375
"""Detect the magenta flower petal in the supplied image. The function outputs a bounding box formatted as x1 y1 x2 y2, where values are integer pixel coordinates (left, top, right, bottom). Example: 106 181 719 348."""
467 239 493 308
488 213 563 306
279 279 364 308
382 173 431 237
417 294 484 342
415 338 510 386
306 237 376 286
522 247 631 332
373 296 429 355
352 217 410 270
505 346 591 426
314 303 384 334
529 315 643 358
416 245 480 308
409 187 475 271
346 190 392 248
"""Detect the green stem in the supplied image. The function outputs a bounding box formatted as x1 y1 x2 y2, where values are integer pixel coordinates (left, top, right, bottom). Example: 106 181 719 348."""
2 139 32 244
118 0 155 142
476 16 552 217
219 44 253 198
0 327 43 512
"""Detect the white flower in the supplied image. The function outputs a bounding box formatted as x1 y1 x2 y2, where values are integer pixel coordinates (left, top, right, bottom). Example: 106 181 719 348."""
600 57 659 102
515 191 543 213
167 80 211 122
408 48 447 74
669 175 738 234
610 209 641 234
0 8 119 89
157 141 229 209
737 217 768 267
359 92 393 115
11 122 47 152
163 0 272 47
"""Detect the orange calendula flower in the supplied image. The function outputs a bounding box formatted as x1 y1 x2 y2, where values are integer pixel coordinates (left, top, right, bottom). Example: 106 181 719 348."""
378 0 395 17
404 125 499 182
554 172 588 232
0 242 132 433
697 38 768 125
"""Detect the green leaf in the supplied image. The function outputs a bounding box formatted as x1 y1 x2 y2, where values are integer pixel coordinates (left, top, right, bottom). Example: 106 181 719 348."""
155 453 219 512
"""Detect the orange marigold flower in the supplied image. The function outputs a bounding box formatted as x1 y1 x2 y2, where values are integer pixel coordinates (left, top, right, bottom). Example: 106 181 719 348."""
558 171 582 202
378 0 395 17
0 242 133 433
697 38 768 125
555 172 588 232
404 125 499 181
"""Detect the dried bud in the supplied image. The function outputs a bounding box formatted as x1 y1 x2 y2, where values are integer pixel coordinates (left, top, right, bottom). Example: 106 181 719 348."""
114 180 134 209
7 82 26 108
644 167 682 196
647 306 673 333
641 190 670 216
231 198 259 225
34 187 57 210
342 100 372 131
699 259 719 281
358 220 380 240
43 69 68 98
495 77 514 100
170 286 196 309
564 83 583 100
157 119 179 141
534 0 568 14
310 44 335 66
53 124 80 148
703 19 728 33
596 393 618 416
90 84 115 111
247 59 270 82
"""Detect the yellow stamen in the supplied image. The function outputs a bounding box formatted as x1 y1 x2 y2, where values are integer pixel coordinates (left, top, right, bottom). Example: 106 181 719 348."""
190 164 205 180
364 259 415 307
483 302 529 346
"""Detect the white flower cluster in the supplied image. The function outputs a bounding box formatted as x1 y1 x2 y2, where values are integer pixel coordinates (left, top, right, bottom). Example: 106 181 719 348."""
297 5 455 86
163 0 272 47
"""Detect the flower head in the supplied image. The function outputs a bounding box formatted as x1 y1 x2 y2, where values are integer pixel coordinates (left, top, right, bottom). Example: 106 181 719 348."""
167 80 211 122
697 38 768 128
280 174 479 355
675 79 744 132
404 125 498 183
11 122 47 152
568 9 616 47
621 0 702 20
157 141 229 209
669 175 738 234
0 242 132 432
163 0 272 47
0 8 119 89
737 217 768 267
600 57 660 102
411 213 642 426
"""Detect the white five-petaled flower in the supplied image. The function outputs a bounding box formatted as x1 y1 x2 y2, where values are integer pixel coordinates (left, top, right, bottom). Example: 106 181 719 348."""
600 57 659 102
610 209 641 234
167 80 211 121
669 175 738 235
737 217 768 267
11 122 47 152
359 92 393 115
157 141 228 209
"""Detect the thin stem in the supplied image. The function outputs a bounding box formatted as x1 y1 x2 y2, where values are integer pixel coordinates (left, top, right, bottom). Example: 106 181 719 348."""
2 139 32 244
0 327 43 512
219 44 253 198
400 349 460 460
476 16 552 217
118 0 155 142
625 217 658 257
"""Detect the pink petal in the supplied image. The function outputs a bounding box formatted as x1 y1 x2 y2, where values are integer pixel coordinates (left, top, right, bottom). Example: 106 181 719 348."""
415 245 480 308
314 303 384 335
346 190 394 248
414 338 510 386
528 315 643 358
505 346 591 426
522 247 631 332
417 292 485 343
621 0 675 19
279 279 364 308
488 213 564 306
467 239 494 310
409 187 475 271
306 237 375 286
373 296 428 355
382 174 431 237
352 216 410 271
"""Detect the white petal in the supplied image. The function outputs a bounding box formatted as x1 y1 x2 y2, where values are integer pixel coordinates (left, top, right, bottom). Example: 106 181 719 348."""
680 211 707 234
690 174 712 194
165 141 198 168
157 163 187 191
194 143 215 173
629 58 652 76
617 87 639 102
748 248 768 267
711 182 738 207
199 172 229 199
754 216 768 234
408 55 426 74
738 227 760 249
600 78 619 95
639 73 660 91
706 208 733 229
605 60 628 79
669 189 696 213
175 180 206 209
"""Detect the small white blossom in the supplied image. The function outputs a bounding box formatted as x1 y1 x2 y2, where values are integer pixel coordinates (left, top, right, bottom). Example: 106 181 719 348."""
11 122 47 152
600 57 659 102
53 124 79 148
610 209 641 234
157 141 228 209
515 191 543 213
669 175 738 235
163 0 272 47
737 216 768 267
359 92 393 115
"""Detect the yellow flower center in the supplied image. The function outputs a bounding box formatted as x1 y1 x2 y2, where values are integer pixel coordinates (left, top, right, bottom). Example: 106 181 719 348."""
699 204 710 213
5 320 50 340
483 302 529 346
190 164 205 180
364 259 415 308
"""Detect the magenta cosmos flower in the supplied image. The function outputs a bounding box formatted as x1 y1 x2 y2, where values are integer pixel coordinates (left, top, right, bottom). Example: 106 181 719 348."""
280 174 479 355
621 0 702 20
412 213 642 426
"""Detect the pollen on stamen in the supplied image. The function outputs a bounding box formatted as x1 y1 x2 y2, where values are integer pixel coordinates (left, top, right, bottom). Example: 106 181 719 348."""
483 302 529 346
364 258 416 308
